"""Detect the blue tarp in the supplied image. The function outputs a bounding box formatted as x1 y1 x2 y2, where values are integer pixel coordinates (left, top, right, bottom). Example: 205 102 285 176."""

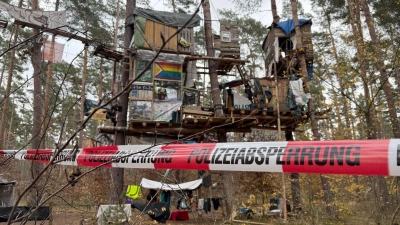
276 19 311 36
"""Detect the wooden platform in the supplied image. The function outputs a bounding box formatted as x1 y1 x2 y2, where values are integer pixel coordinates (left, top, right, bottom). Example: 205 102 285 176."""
97 108 330 139
184 55 248 75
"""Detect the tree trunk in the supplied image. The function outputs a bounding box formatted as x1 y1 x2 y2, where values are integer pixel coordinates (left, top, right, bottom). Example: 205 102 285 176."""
29 0 44 208
0 24 19 149
218 132 236 219
320 175 338 218
41 0 59 149
202 0 223 118
98 59 103 99
322 5 346 139
270 0 280 23
111 0 135 204
203 0 232 218
0 52 8 90
360 0 400 139
347 0 377 139
290 0 338 218
79 46 88 146
285 131 302 212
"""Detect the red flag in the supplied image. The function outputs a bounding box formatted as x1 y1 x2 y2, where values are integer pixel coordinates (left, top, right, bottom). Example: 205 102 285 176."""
42 39 64 63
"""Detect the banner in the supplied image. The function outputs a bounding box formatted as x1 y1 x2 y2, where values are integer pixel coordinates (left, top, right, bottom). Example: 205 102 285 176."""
42 40 64 63
0 2 67 31
1 139 400 176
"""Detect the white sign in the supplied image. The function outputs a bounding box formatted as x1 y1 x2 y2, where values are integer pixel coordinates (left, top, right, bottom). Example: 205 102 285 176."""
233 94 252 109
0 2 67 31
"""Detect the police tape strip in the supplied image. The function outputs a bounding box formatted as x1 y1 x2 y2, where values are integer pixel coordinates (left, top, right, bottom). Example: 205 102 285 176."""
1 139 400 176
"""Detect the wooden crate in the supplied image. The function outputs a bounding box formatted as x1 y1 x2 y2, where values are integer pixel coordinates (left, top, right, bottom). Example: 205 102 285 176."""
259 77 289 111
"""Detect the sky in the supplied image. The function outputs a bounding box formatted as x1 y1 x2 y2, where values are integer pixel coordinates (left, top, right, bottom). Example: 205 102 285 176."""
59 0 292 63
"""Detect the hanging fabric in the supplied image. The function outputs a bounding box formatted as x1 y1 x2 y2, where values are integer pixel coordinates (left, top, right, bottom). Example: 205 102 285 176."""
125 185 141 200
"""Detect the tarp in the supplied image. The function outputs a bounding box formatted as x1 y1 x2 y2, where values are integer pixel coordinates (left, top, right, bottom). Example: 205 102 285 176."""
0 206 50 222
140 178 202 190
130 8 202 28
3 139 400 176
0 176 15 207
276 19 311 36
131 202 170 223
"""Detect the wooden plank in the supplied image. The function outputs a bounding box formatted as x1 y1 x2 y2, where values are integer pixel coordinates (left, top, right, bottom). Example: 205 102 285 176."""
135 23 156 51
143 20 155 49
183 109 213 116
168 26 178 50
154 23 164 49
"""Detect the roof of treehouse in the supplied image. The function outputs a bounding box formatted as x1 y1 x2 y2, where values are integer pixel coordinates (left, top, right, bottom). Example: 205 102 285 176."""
129 8 202 28
261 18 312 50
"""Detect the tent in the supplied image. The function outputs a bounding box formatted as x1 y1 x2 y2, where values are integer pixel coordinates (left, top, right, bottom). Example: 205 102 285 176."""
140 178 202 191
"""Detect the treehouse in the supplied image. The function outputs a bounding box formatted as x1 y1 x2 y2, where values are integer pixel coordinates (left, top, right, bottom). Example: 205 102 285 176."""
97 13 324 141
262 19 313 78
129 8 201 54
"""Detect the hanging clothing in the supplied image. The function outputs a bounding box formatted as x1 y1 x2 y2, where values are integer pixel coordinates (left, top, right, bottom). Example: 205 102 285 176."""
197 199 204 215
198 198 204 210
289 79 306 106
202 175 212 188
183 92 196 105
211 198 220 210
125 185 141 200
146 189 158 202
204 198 211 214
160 191 171 204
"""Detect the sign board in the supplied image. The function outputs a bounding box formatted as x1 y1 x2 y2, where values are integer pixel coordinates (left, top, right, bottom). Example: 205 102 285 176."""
131 83 153 101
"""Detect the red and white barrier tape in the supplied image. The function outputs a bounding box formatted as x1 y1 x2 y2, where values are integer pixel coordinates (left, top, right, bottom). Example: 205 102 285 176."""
1 139 400 176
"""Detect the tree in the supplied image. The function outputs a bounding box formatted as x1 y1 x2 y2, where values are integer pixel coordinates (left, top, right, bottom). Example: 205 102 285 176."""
111 0 136 204
290 0 338 219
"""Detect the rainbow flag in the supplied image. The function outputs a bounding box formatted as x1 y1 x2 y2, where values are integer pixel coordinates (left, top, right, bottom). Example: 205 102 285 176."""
154 62 181 80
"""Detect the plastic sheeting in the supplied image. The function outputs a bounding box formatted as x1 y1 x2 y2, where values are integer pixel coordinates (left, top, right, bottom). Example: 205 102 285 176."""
276 19 311 36
185 61 197 87
131 8 202 28
134 49 186 63
153 101 181 121
289 79 306 106
0 176 15 207
140 178 202 190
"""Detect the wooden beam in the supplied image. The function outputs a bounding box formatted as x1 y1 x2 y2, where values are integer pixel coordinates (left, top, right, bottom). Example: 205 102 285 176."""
205 118 213 127
240 119 258 128
184 55 249 64
14 20 92 43
183 108 213 116
98 126 252 136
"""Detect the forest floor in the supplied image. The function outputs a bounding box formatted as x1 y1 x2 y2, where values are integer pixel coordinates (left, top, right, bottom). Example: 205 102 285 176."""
0 206 379 225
